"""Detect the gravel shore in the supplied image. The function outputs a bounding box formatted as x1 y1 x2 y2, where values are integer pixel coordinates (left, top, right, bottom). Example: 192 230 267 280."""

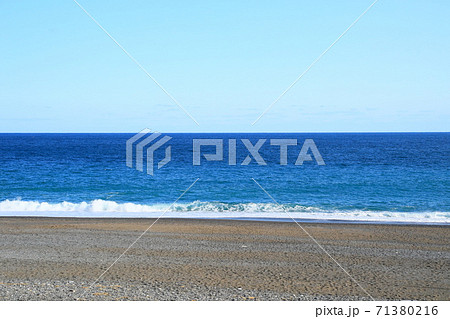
0 217 448 300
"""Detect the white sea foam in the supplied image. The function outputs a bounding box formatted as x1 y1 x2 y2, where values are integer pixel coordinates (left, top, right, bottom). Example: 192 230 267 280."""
0 199 448 224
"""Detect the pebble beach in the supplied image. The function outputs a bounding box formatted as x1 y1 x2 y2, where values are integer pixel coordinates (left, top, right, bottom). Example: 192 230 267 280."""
0 217 448 301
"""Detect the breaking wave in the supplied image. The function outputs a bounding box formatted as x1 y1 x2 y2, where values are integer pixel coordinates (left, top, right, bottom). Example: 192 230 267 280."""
0 199 448 224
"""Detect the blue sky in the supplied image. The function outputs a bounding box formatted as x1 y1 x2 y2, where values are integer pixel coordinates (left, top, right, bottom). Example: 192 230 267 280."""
1 0 449 132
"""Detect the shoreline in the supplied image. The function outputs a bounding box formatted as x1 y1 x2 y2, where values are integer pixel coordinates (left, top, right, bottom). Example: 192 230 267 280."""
0 213 448 226
0 217 448 300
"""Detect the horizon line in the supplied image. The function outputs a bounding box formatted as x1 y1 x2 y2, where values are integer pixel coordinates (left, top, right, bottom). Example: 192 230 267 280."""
0 131 449 134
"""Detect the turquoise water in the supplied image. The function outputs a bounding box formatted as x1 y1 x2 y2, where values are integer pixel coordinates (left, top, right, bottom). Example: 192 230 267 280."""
0 133 448 223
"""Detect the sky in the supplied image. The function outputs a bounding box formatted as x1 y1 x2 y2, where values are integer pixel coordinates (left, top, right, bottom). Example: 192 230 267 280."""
0 0 449 132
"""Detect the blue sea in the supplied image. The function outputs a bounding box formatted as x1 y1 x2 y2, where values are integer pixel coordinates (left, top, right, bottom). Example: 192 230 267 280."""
0 133 448 224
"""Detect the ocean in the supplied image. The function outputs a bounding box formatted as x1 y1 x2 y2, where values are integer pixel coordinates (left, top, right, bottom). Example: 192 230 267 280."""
0 133 448 224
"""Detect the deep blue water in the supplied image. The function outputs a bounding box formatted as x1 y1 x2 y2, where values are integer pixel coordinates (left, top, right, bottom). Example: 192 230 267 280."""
0 133 448 222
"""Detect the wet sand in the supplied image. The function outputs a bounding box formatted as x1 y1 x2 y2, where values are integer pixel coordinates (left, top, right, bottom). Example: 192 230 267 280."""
0 217 448 300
